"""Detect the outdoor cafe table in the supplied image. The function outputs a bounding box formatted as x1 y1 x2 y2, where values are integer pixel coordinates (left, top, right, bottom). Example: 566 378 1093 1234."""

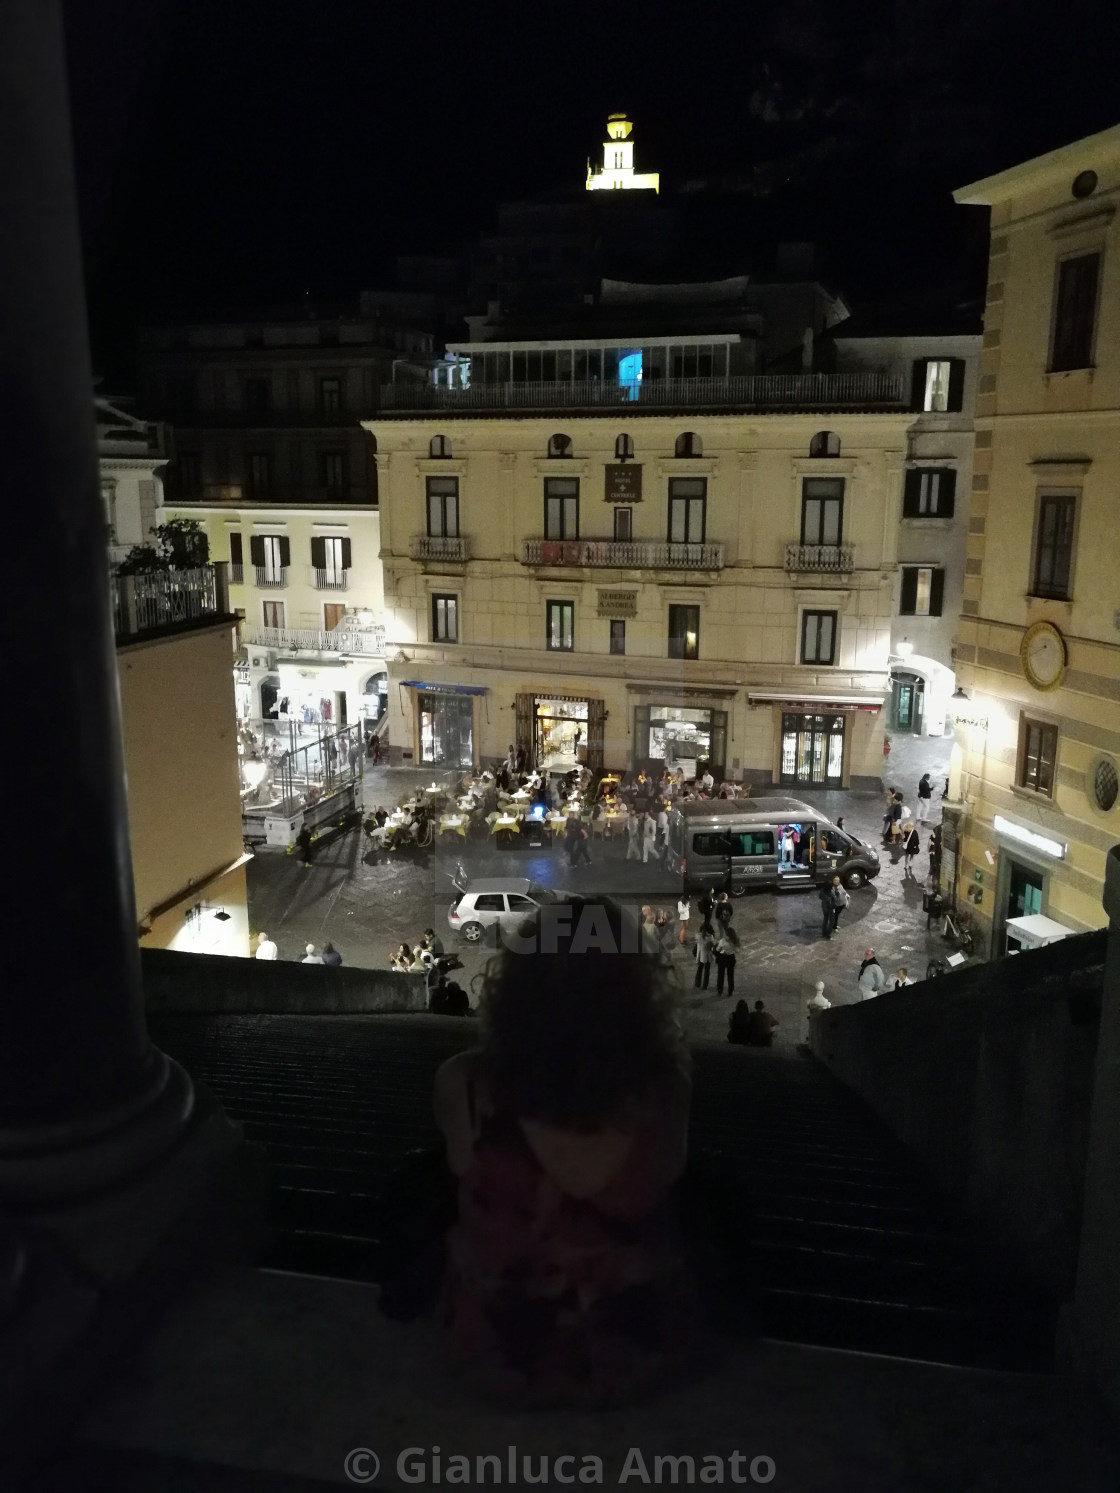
439 814 468 838
510 788 531 801
490 814 521 838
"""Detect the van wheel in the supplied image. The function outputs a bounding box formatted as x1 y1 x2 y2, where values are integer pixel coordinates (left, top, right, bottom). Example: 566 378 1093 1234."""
461 922 483 943
842 868 867 891
730 882 749 898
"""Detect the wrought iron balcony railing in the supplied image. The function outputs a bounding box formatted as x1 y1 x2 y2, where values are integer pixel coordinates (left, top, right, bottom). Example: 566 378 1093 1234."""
409 535 471 561
111 565 227 642
230 563 244 585
242 623 386 657
784 543 855 573
522 538 725 569
313 567 349 590
379 371 907 413
254 565 288 588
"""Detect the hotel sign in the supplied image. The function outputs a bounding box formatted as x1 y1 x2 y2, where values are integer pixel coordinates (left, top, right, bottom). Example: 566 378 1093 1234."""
597 589 638 618
604 463 642 503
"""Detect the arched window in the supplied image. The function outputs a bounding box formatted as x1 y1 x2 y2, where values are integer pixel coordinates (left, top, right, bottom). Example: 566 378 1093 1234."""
429 434 452 459
615 433 634 461
548 433 573 458
675 432 702 458
810 431 841 458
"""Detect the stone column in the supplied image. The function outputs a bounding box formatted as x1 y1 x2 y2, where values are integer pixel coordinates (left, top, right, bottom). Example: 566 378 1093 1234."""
1059 845 1120 1426
0 0 194 1193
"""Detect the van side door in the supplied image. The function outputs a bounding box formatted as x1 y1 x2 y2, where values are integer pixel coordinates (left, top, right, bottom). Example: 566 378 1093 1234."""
690 829 731 891
730 826 780 891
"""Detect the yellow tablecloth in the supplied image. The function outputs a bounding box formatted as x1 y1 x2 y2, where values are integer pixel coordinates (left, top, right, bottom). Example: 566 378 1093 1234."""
490 815 521 835
439 815 468 837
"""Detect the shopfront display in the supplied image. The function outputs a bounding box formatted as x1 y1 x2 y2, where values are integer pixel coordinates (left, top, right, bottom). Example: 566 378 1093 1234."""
633 704 727 780
418 693 474 768
533 697 588 770
780 712 846 788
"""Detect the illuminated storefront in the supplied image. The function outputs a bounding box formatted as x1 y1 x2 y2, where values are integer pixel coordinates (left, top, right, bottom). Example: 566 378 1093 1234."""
633 703 727 779
780 712 846 788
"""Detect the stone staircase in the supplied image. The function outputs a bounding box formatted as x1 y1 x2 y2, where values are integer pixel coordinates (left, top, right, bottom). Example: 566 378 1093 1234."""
146 1012 1053 1371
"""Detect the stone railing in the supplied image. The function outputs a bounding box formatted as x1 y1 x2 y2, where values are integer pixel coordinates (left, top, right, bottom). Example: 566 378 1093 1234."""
380 371 907 412
521 538 725 569
784 543 855 574
242 623 386 657
408 535 471 562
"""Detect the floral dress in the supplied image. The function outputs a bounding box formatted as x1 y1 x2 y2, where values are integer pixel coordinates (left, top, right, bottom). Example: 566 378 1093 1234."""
441 1078 696 1408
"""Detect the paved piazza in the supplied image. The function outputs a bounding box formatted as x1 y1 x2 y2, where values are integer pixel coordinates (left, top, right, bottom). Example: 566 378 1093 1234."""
246 732 957 1045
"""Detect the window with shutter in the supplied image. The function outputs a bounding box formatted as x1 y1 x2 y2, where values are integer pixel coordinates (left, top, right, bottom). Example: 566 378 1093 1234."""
928 568 944 616
310 536 326 568
899 568 919 614
947 359 965 412
340 536 352 569
249 534 265 567
230 532 243 565
278 535 291 568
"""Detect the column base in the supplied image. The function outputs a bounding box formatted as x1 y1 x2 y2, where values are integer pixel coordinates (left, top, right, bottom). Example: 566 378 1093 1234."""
0 1077 267 1476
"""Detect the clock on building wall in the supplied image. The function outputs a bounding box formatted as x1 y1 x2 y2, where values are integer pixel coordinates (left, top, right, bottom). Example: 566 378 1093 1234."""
1020 620 1067 691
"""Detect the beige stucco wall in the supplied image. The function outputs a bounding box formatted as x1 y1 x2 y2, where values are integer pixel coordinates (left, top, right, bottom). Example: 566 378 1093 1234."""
117 620 248 955
373 412 911 782
953 131 1120 944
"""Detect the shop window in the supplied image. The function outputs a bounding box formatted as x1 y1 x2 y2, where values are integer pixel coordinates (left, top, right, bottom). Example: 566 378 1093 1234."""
809 431 840 457
674 431 702 458
780 712 845 786
1031 493 1076 600
544 477 579 539
426 476 459 537
801 610 837 664
546 600 574 651
432 593 458 643
609 619 626 655
1017 715 1058 797
419 693 473 768
668 604 700 660
1050 252 1100 372
899 566 944 616
801 479 844 546
668 478 706 545
903 467 956 517
429 434 453 458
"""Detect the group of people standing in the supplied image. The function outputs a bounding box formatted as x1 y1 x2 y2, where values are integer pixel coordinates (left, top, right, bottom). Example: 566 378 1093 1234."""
682 890 741 998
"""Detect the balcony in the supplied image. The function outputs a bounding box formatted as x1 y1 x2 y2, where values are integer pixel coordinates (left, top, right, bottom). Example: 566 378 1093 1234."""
313 567 349 590
111 565 229 643
784 543 855 574
242 622 386 657
255 566 287 588
230 563 244 585
409 535 471 562
379 372 907 414
522 537 725 570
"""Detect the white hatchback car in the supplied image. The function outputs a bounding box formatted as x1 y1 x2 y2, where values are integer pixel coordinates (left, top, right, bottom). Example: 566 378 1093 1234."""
447 878 556 943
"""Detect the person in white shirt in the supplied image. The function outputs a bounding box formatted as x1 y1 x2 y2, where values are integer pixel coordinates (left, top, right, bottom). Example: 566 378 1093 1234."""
626 812 642 861
642 812 658 863
893 968 915 989
699 769 714 794
255 932 278 960
302 943 324 964
676 896 690 945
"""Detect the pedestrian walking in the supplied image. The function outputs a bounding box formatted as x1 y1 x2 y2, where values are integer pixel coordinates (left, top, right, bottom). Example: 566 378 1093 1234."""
677 895 690 945
881 789 897 841
830 876 850 933
656 804 669 862
642 812 658 863
347 741 361 775
714 924 739 996
858 948 886 999
902 822 920 877
640 905 660 954
693 921 715 989
295 823 314 865
697 888 715 925
321 941 343 966
928 824 943 886
819 880 835 939
567 817 591 867
916 773 933 823
371 734 381 764
302 943 323 964
625 811 642 861
255 931 278 960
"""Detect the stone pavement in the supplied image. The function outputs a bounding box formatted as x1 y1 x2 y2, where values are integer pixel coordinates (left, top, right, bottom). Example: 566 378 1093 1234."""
245 747 962 1045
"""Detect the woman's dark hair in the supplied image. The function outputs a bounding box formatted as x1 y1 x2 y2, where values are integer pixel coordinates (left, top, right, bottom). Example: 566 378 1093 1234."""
477 898 689 1128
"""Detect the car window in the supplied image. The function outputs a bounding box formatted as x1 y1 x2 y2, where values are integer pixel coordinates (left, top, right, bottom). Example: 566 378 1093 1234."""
822 830 851 854
473 893 505 913
693 832 731 857
526 883 557 902
731 830 775 856
506 894 536 912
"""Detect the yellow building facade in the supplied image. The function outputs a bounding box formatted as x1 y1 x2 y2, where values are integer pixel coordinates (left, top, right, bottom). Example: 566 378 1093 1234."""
950 125 1120 950
370 405 916 789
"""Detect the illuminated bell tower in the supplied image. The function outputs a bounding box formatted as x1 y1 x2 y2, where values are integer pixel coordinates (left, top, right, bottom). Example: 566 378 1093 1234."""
586 114 659 193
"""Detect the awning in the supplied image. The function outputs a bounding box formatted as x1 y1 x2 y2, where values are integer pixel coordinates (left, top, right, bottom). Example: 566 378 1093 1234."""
401 680 488 696
748 690 884 711
1005 913 1076 949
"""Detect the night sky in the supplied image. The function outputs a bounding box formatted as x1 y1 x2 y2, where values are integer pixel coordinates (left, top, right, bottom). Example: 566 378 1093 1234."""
64 0 1118 382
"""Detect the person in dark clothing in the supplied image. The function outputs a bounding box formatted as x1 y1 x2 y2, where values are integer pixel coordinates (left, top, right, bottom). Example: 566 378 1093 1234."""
829 876 850 933
697 889 715 925
929 824 943 886
902 823 921 878
566 817 592 867
321 941 342 966
295 823 314 865
693 922 715 989
727 999 752 1045
916 773 933 823
745 1001 778 1047
819 880 835 939
713 892 733 928
714 925 739 996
